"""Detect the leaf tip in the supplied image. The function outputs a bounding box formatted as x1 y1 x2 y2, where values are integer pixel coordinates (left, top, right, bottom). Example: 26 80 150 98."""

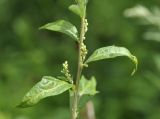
131 55 138 76
38 26 44 30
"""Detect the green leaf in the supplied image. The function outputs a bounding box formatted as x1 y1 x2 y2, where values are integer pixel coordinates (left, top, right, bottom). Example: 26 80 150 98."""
69 5 82 18
78 0 88 6
79 76 98 97
39 20 79 41
85 46 138 75
18 76 73 108
78 76 98 109
69 0 88 18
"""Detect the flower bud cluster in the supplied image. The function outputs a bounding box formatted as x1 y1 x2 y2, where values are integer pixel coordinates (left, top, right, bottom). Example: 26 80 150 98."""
80 19 88 62
80 42 88 62
84 19 88 34
61 61 73 83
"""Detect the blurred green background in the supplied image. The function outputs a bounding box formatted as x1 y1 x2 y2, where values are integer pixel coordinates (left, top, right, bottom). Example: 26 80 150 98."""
0 0 160 119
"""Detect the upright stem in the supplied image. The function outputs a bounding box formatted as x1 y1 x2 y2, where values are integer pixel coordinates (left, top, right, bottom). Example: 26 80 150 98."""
76 17 85 92
72 17 86 119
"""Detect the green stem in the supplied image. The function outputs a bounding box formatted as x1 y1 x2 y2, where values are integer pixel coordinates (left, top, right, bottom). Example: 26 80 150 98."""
72 16 86 119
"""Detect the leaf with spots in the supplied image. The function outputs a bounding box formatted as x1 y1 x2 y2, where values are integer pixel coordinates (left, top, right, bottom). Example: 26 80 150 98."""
18 76 73 108
85 46 138 75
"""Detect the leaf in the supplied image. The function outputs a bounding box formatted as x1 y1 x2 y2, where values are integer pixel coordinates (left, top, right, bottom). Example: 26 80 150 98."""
78 0 88 6
144 31 160 42
18 76 73 108
79 76 98 97
39 20 79 41
78 95 93 109
69 0 88 18
69 5 82 18
78 76 98 109
85 46 138 75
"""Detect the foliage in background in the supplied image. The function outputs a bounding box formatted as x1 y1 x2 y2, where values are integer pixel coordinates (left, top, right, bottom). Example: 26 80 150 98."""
124 5 160 42
124 5 160 107
0 0 160 119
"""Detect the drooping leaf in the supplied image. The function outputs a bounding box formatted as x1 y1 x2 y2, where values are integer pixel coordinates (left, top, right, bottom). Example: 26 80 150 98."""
18 76 73 108
39 20 79 41
85 46 138 75
78 76 98 109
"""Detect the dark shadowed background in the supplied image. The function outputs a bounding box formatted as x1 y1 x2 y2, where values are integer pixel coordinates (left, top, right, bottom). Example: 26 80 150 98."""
0 0 160 119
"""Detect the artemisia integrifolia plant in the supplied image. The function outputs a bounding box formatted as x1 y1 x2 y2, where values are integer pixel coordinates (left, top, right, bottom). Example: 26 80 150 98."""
18 0 138 119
